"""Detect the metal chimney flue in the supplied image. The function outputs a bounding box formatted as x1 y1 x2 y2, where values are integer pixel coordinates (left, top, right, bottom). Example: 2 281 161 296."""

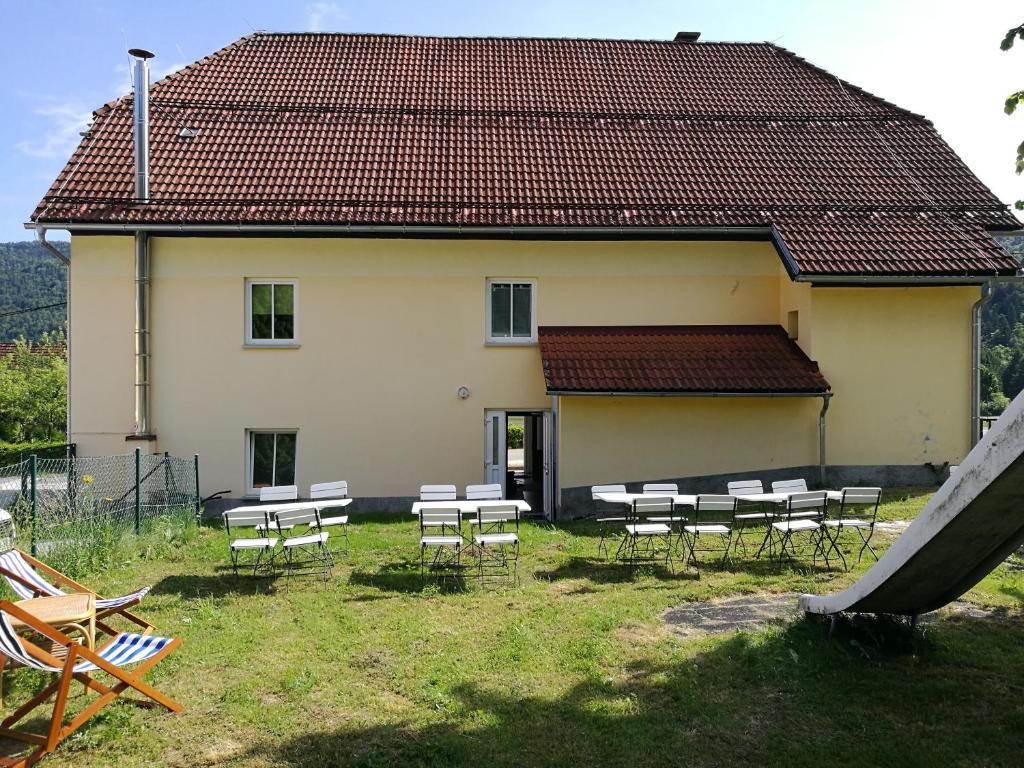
129 48 154 202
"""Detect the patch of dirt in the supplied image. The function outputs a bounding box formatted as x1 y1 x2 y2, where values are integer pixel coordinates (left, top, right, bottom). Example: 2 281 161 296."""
662 594 801 638
612 622 670 645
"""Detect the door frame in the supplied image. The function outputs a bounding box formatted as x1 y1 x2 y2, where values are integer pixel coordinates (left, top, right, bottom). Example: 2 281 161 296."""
484 408 555 520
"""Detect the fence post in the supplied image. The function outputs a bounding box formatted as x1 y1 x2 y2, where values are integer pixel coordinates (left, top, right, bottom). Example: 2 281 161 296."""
134 447 142 535
29 454 37 557
193 454 201 524
163 451 171 508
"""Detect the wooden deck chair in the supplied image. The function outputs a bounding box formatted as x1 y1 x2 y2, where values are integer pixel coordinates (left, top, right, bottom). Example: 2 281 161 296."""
0 550 153 639
0 600 181 768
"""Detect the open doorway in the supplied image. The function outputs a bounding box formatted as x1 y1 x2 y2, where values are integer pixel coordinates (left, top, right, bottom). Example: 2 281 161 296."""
484 410 553 519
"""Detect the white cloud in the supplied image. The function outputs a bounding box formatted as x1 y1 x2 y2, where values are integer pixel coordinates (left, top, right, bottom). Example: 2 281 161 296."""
15 104 92 159
306 2 345 32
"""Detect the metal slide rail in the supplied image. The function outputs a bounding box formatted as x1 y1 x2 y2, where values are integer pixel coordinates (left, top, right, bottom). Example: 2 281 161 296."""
800 391 1024 617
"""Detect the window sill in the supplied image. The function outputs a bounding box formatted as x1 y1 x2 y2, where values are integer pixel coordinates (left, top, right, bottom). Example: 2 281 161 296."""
485 339 538 347
242 343 301 349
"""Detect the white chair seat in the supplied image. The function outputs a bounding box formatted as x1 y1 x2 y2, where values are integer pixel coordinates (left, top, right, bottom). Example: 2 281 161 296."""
421 535 462 547
282 532 329 548
735 512 773 521
646 515 686 523
475 533 519 546
230 537 277 550
311 515 349 528
773 519 821 533
596 516 626 523
626 523 671 535
824 519 871 528
684 524 730 535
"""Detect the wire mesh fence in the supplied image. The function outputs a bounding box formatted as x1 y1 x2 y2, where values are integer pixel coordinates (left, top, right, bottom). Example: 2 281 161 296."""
0 448 200 556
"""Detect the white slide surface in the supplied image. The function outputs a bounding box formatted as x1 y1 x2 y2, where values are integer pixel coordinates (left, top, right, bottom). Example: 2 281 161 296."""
800 391 1024 616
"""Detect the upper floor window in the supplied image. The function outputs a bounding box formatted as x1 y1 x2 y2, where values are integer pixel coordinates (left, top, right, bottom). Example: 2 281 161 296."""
487 279 536 344
246 280 297 346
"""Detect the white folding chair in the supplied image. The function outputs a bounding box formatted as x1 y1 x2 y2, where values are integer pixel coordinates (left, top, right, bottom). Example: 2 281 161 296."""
683 495 737 569
473 503 520 584
419 508 463 582
771 490 828 567
641 483 687 537
467 484 504 531
822 487 882 570
308 481 350 555
621 497 675 573
223 510 278 576
256 485 300 536
592 484 627 559
771 479 808 494
727 479 774 556
419 485 458 530
275 507 332 584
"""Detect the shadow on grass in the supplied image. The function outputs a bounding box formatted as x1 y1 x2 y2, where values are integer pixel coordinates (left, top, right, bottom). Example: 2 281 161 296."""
231 612 1024 768
150 571 278 599
347 563 470 595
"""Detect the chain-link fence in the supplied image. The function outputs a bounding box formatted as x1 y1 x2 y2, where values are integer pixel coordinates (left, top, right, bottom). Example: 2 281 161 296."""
0 448 200 556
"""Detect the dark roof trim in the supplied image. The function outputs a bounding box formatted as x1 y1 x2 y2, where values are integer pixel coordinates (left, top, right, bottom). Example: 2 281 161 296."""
547 389 829 397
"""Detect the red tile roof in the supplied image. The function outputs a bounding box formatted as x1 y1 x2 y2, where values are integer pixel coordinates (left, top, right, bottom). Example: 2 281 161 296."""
31 33 1020 276
0 342 66 358
538 325 830 394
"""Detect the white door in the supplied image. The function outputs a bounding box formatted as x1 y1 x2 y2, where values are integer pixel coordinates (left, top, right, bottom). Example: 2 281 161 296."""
484 410 507 495
542 410 555 520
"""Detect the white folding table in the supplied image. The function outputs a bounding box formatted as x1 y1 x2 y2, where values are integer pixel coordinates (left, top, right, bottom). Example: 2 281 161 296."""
411 500 532 516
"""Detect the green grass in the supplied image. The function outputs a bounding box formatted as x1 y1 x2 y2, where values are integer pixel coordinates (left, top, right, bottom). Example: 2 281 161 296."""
4 490 1024 767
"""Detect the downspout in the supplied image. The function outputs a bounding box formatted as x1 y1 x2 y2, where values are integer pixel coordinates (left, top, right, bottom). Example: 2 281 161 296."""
970 280 994 447
129 49 154 438
35 227 70 444
818 392 831 486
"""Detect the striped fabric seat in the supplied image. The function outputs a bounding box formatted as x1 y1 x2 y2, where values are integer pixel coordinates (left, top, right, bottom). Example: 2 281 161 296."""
0 610 172 674
0 549 151 610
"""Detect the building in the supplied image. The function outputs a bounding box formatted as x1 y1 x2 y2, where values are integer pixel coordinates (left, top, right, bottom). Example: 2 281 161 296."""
29 32 1020 517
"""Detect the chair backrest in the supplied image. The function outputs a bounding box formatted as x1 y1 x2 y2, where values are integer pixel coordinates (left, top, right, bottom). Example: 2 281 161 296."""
477 503 520 528
223 510 271 538
420 484 457 501
466 483 503 500
631 496 673 519
310 481 347 500
591 484 626 500
0 606 57 672
642 483 678 495
695 494 738 525
839 487 882 521
786 490 827 521
275 507 320 531
727 479 763 495
420 508 461 535
772 479 808 494
260 485 298 502
0 550 62 600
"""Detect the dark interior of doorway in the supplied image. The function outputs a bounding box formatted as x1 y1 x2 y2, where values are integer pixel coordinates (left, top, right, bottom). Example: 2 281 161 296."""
506 412 544 516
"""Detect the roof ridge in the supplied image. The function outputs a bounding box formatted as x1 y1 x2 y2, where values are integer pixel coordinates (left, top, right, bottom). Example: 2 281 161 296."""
246 31 771 45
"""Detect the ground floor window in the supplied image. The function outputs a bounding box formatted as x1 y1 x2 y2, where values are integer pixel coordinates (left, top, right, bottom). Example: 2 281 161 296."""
247 430 297 493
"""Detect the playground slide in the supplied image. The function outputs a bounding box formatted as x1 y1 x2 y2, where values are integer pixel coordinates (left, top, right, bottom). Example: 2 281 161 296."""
800 390 1024 617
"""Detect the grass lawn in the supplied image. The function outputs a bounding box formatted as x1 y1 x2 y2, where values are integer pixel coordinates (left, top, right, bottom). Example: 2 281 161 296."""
3 488 1024 767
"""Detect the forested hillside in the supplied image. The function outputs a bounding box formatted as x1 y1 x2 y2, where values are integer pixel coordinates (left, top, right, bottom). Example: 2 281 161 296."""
982 236 1024 415
0 241 68 341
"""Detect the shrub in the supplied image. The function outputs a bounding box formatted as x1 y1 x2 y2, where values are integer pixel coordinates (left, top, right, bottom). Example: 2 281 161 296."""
507 423 524 449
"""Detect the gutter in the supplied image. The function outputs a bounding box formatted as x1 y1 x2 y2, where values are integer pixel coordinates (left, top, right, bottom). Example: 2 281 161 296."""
971 280 996 447
35 226 71 445
544 390 829 398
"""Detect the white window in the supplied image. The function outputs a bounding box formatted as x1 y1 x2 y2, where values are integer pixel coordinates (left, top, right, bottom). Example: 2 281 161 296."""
246 430 297 494
486 279 536 344
245 279 298 346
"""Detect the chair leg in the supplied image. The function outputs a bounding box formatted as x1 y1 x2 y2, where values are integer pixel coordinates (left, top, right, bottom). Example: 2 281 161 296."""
857 526 878 563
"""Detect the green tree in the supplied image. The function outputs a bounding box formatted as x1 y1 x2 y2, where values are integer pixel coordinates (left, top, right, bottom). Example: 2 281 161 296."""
1001 23 1024 208
0 331 66 442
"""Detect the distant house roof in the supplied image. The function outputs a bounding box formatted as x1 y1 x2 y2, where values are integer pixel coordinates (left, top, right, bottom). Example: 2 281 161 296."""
31 33 1019 277
538 325 830 395
0 342 66 359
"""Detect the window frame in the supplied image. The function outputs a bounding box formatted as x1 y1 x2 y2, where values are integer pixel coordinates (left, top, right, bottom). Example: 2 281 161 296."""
485 278 537 345
244 278 299 347
245 429 299 497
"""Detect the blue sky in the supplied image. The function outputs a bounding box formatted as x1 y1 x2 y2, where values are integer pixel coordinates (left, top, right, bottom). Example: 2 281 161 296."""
1 0 1022 241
